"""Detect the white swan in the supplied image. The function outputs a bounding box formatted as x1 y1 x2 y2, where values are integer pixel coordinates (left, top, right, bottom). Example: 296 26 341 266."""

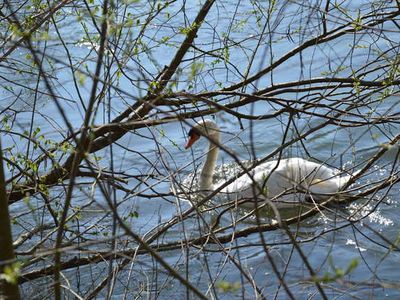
185 119 354 206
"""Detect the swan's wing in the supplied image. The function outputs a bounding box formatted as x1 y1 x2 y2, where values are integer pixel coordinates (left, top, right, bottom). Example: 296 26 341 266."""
218 161 295 199
265 158 352 199
217 158 353 203
286 158 353 198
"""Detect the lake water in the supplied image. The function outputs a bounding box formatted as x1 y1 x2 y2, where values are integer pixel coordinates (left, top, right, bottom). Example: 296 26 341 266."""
2 0 400 299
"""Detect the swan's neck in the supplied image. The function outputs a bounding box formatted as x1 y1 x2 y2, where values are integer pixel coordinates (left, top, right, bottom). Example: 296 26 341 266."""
199 134 219 191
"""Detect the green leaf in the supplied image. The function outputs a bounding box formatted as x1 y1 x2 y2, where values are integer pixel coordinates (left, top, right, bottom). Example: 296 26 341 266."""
76 71 86 86
128 211 139 218
345 258 359 274
216 280 241 293
0 262 22 285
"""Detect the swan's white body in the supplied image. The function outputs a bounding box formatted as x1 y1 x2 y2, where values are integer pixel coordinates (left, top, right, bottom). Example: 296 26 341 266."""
185 120 353 206
218 157 351 204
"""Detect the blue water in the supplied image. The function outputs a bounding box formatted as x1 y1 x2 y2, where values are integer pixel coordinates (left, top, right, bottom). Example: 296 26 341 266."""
1 1 400 299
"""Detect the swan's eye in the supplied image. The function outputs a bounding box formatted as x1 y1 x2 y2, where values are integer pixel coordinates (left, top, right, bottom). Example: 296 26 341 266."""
185 128 201 149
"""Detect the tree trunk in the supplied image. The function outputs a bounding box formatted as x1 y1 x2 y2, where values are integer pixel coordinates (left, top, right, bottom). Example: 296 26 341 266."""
0 139 21 300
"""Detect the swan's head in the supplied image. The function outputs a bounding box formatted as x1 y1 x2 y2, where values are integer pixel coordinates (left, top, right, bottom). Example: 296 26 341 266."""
185 119 220 149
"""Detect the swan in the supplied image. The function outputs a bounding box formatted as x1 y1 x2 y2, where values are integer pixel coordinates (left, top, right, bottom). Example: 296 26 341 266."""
184 119 354 206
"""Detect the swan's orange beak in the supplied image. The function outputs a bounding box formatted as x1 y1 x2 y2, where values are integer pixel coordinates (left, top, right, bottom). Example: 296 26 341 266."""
185 133 200 149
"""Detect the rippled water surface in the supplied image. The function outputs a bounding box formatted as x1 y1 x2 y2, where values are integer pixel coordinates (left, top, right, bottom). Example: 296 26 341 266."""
2 1 400 299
